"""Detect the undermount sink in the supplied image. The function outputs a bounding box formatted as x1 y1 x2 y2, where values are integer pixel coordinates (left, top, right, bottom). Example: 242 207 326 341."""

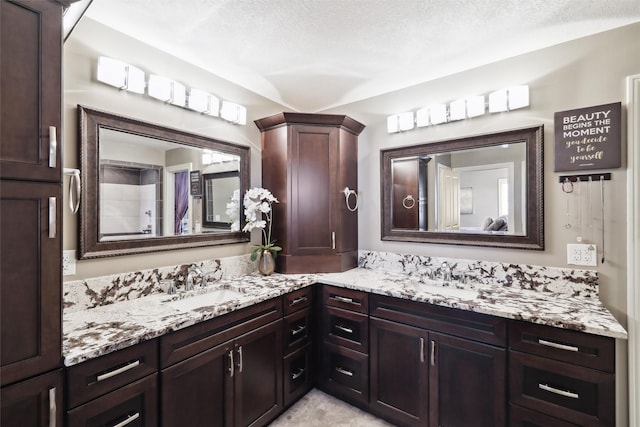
163 286 250 311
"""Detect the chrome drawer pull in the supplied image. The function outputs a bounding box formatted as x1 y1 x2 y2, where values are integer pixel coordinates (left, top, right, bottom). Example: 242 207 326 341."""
237 346 243 373
112 412 140 427
335 366 353 377
334 324 353 334
538 339 579 352
539 383 579 399
291 368 305 380
96 360 140 382
291 325 307 336
49 388 56 427
420 338 425 363
290 296 308 306
228 350 234 377
332 295 359 305
430 340 436 366
48 197 57 238
49 126 57 168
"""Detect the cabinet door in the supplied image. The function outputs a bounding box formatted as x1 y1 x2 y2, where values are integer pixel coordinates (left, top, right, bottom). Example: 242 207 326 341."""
1 181 61 385
234 319 282 427
429 332 506 427
0 0 62 182
1 369 62 427
161 342 233 427
289 125 338 256
370 318 428 427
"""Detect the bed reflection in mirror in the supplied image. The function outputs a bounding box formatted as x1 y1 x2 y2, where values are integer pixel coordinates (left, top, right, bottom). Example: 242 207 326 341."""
390 143 526 235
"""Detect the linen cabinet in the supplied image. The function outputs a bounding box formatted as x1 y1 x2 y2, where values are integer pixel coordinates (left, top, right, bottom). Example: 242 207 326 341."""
1 0 67 425
255 113 365 273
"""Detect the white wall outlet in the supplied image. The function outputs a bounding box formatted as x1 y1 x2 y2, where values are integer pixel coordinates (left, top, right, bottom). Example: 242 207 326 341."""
566 243 597 267
62 250 76 276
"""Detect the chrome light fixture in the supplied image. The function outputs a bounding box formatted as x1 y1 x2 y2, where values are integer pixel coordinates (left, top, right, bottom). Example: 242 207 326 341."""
220 101 247 125
148 75 186 106
96 56 145 94
96 56 246 125
188 89 219 116
388 85 529 133
386 112 415 133
489 85 529 112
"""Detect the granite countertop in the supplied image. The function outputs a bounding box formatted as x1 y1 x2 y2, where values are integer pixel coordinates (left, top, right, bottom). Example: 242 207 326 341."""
63 268 627 367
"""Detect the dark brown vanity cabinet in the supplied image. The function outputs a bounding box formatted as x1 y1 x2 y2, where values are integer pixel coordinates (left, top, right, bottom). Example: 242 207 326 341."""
508 321 615 427
66 340 159 427
1 1 67 425
255 113 365 274
369 318 428 427
369 294 508 427
0 369 63 427
283 287 316 407
0 0 64 182
160 298 283 427
319 286 370 406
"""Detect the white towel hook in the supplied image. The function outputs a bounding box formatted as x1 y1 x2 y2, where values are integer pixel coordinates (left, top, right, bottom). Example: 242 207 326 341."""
342 187 358 212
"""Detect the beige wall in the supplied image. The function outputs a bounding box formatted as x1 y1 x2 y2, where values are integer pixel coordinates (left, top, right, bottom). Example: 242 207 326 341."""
322 23 639 425
63 18 288 279
64 18 639 424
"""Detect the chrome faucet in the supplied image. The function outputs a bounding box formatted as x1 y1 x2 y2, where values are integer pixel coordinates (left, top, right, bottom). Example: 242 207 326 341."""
186 265 203 291
441 262 452 282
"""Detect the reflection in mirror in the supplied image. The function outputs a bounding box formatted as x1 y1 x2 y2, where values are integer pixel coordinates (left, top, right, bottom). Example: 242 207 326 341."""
382 125 543 249
391 143 526 235
79 106 250 259
98 127 241 240
203 171 240 229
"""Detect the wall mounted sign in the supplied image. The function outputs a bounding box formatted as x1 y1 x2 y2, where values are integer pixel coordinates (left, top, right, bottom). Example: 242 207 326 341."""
190 170 202 197
554 102 621 172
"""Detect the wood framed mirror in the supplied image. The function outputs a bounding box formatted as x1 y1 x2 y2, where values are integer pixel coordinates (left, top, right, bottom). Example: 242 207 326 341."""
78 105 250 259
381 125 544 249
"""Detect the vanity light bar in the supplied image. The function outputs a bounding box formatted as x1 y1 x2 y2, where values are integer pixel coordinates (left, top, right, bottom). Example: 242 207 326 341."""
96 56 246 125
388 85 529 133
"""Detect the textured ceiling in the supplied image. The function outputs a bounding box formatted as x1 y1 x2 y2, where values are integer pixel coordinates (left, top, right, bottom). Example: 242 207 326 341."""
84 0 640 112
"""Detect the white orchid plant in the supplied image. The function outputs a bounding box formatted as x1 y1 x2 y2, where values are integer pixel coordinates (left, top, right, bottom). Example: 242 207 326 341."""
226 187 282 261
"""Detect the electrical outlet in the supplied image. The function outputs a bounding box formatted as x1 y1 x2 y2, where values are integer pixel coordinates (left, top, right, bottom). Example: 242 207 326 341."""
62 250 76 276
566 244 597 267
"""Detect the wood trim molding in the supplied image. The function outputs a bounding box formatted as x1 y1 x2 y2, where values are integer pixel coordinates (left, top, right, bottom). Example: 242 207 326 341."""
626 73 640 427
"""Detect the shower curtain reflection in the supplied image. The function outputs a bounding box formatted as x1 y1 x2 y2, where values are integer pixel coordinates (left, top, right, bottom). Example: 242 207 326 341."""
174 170 189 234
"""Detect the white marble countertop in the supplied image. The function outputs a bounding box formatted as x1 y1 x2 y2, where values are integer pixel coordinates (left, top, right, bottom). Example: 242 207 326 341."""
63 268 627 367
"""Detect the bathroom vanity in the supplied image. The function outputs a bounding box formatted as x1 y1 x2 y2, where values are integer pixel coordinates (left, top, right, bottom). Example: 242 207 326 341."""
61 254 626 427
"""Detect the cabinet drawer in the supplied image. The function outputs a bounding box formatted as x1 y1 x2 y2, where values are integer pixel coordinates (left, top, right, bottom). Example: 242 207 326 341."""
66 340 158 409
284 286 314 315
323 285 368 313
283 343 314 407
509 321 615 373
284 307 313 354
321 342 368 405
371 294 507 346
67 374 157 427
509 351 614 426
160 297 282 367
323 306 368 352
510 404 580 427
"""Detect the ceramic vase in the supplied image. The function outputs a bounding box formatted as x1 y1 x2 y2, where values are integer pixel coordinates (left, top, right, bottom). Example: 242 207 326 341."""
258 250 276 276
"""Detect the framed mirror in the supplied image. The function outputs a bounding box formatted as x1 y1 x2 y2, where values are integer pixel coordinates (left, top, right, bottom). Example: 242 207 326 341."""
79 105 250 259
381 125 544 249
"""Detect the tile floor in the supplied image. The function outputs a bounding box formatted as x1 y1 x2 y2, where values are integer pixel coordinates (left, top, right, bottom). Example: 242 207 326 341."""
269 389 396 427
